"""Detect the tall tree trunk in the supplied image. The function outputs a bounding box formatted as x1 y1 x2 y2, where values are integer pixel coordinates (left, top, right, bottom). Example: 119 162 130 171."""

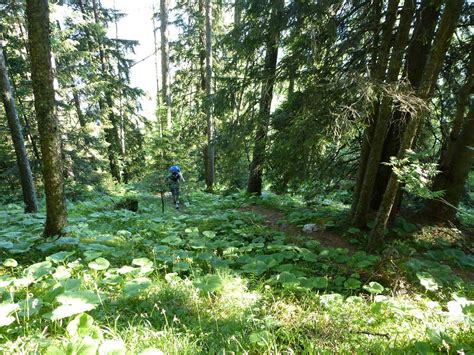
371 0 442 211
73 89 87 128
425 104 474 222
152 5 163 137
160 0 172 130
92 0 122 182
234 0 242 28
370 0 464 245
353 0 413 227
424 41 473 222
351 0 398 217
26 0 67 236
205 0 215 191
247 0 284 195
0 41 38 213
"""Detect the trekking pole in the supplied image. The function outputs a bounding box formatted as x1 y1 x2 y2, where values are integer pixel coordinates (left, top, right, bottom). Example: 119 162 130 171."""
160 189 165 213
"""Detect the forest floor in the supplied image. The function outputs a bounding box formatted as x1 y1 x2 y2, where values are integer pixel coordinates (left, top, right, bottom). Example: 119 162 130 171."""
240 204 357 253
0 188 473 354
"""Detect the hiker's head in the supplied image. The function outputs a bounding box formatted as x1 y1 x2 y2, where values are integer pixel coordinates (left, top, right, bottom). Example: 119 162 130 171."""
169 165 181 173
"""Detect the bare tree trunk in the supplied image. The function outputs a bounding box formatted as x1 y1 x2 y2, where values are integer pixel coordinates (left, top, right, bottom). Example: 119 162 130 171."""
353 0 411 226
0 41 38 213
26 0 67 235
370 0 464 246
205 0 215 191
152 5 163 138
247 0 284 195
160 0 172 130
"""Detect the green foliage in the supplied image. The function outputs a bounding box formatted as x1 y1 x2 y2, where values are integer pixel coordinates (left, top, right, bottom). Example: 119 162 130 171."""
385 150 443 199
0 190 471 353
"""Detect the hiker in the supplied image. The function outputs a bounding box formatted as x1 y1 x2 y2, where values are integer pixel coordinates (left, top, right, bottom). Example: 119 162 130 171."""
168 165 185 209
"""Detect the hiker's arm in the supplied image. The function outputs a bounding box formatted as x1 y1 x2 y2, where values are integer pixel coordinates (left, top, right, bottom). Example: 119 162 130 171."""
180 173 185 182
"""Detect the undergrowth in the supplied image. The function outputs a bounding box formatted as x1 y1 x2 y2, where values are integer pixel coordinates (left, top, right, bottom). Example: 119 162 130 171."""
0 189 472 353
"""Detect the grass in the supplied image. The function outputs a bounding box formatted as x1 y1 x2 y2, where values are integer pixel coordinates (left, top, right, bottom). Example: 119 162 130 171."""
0 188 472 354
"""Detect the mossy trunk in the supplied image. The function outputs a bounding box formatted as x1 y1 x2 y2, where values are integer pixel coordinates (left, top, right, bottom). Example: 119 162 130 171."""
351 0 398 219
247 0 284 195
0 41 38 213
352 0 412 227
370 0 442 212
26 0 67 235
369 0 464 246
424 41 474 222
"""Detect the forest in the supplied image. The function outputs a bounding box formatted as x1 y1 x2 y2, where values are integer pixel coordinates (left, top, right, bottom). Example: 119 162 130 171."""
0 0 473 353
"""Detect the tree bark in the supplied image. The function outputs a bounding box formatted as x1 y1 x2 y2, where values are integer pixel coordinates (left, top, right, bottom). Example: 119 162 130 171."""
234 0 243 28
247 0 284 195
427 105 474 222
26 0 67 235
351 0 398 217
92 0 122 182
152 5 163 137
205 0 215 191
353 0 412 226
0 41 38 213
371 0 442 211
370 0 464 245
160 0 172 130
424 40 473 222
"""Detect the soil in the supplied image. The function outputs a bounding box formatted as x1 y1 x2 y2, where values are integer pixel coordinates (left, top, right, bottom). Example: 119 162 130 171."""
240 204 358 254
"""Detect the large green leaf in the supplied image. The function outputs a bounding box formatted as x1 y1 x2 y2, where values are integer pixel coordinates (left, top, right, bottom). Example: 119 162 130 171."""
98 340 126 355
65 336 100 355
88 257 110 271
51 291 101 320
173 262 190 272
132 258 154 274
24 261 53 280
302 277 328 289
123 278 151 298
416 272 439 291
18 297 42 317
46 251 75 264
276 272 299 286
241 260 270 275
344 278 361 290
66 313 101 339
53 266 72 280
194 274 223 293
249 330 271 347
3 258 18 268
132 258 153 268
0 303 19 326
83 250 103 262
363 281 384 295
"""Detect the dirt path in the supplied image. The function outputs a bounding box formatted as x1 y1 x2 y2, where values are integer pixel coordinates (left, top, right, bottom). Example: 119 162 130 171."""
241 204 358 254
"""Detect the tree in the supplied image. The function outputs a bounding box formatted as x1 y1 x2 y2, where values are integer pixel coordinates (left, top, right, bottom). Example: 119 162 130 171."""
160 0 172 130
370 0 442 213
370 0 465 244
351 0 403 226
247 0 284 195
424 40 473 222
26 0 67 236
204 0 215 191
0 40 38 213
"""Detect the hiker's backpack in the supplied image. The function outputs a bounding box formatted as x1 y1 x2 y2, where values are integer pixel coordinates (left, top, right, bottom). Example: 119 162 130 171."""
169 165 181 182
